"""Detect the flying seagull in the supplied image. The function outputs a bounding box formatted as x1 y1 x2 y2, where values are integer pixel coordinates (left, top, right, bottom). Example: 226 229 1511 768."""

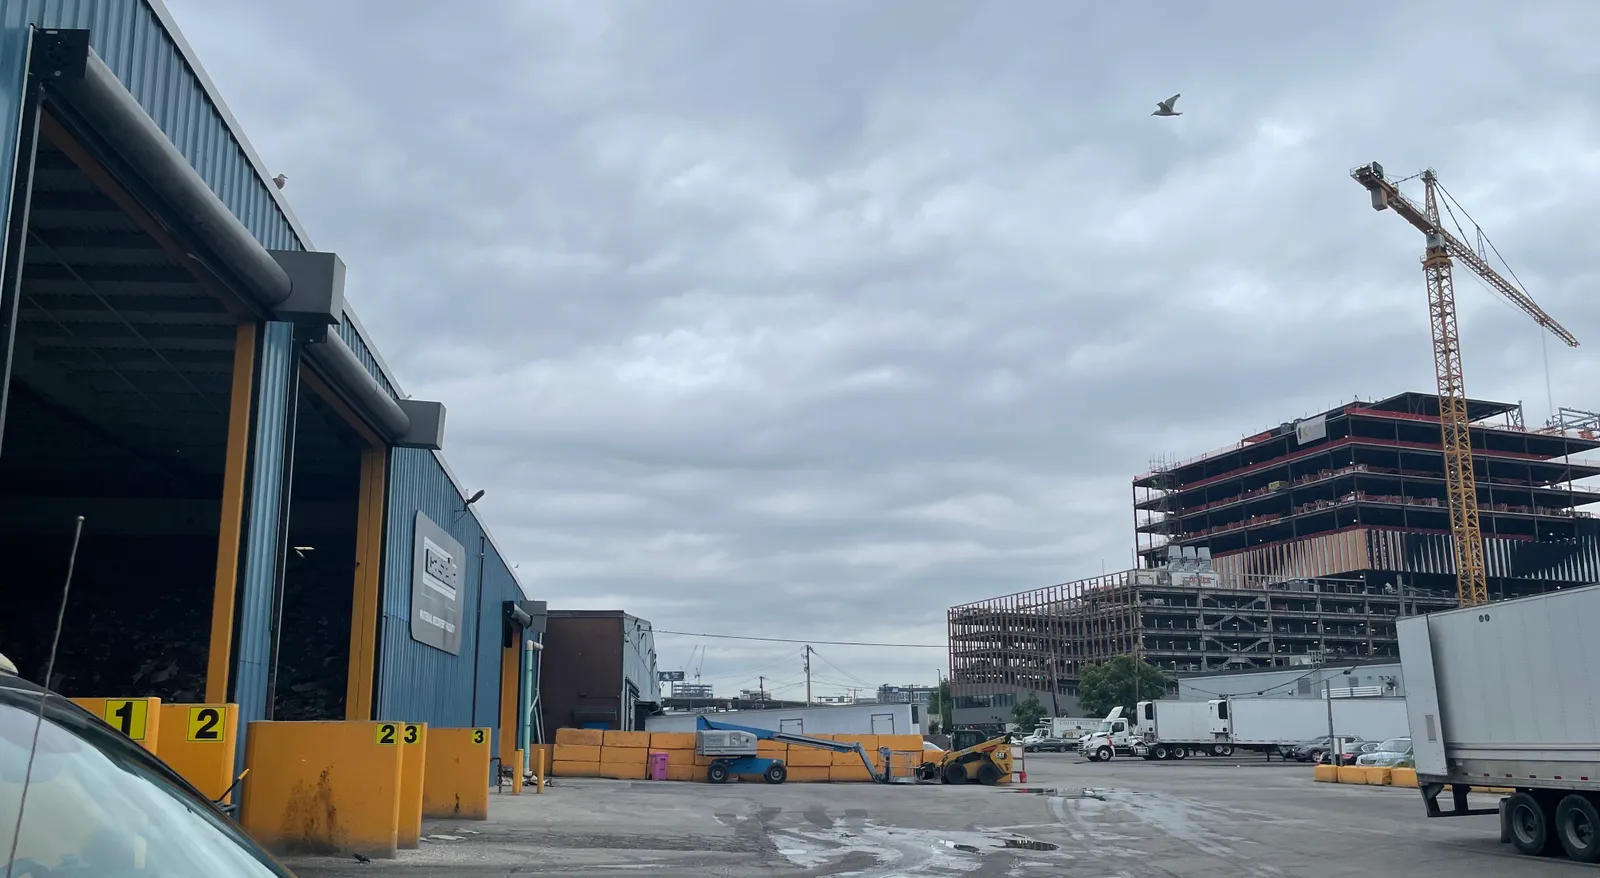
1152 94 1182 117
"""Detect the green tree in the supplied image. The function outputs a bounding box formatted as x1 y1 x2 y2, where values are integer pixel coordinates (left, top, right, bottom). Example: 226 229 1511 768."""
927 679 952 723
1076 655 1168 718
1011 692 1047 732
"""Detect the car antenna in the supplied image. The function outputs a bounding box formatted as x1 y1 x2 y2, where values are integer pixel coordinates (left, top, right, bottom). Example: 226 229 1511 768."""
4 515 84 878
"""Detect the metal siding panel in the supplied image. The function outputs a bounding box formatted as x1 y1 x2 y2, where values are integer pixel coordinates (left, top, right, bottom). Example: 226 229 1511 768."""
379 448 523 743
9 1 301 252
232 321 292 763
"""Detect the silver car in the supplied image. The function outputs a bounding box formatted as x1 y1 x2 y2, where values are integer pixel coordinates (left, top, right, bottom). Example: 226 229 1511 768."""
1355 736 1413 767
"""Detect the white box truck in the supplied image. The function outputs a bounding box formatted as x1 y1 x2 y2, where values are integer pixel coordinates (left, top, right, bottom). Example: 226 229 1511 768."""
1130 700 1233 759
1398 584 1600 862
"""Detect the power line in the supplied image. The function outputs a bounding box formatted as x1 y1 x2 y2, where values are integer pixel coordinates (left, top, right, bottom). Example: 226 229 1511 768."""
809 647 872 687
652 629 943 648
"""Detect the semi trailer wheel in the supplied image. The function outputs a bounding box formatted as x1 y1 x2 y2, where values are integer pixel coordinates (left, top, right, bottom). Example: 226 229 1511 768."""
1216 744 1234 757
1556 794 1600 862
1172 746 1187 760
1506 792 1558 857
1152 744 1170 760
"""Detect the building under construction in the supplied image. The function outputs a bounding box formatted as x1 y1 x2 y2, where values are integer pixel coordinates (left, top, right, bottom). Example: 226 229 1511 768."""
947 391 1600 729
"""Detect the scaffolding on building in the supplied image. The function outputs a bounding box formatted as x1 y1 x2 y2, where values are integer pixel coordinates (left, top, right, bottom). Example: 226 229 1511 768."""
946 557 1457 718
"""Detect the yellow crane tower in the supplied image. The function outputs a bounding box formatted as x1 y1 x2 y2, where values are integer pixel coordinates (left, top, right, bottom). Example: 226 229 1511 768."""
1350 162 1579 607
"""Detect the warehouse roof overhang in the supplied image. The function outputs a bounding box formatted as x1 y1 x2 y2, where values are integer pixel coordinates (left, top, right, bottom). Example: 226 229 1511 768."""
28 28 442 450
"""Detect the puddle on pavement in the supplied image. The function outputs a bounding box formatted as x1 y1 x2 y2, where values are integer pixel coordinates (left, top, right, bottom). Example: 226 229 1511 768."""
1000 838 1060 851
1004 787 1108 800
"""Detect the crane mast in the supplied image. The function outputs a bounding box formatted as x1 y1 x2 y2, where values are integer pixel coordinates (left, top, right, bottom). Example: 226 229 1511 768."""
1351 162 1580 608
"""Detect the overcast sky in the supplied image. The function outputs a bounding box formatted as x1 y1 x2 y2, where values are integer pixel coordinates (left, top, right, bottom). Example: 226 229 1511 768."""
166 0 1600 697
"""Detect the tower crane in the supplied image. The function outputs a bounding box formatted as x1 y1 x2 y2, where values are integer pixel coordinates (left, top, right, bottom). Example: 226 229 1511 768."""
1350 162 1579 608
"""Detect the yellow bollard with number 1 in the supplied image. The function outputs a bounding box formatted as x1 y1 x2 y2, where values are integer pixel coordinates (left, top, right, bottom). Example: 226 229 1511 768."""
71 697 162 755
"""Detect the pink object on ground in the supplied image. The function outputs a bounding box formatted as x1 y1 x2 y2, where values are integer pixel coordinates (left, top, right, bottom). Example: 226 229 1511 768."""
647 751 669 780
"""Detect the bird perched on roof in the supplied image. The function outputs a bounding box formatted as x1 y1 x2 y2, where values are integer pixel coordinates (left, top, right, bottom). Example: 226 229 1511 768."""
273 173 287 190
1151 94 1182 117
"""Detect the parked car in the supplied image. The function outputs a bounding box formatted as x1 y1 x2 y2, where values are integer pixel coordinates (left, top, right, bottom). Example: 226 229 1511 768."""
1318 739 1380 766
0 671 296 875
1355 737 1413 767
1024 736 1073 753
1288 734 1364 763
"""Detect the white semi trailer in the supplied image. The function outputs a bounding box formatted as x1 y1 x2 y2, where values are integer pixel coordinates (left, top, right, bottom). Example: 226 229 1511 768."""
1228 695 1409 753
1398 584 1600 862
1082 695 1408 762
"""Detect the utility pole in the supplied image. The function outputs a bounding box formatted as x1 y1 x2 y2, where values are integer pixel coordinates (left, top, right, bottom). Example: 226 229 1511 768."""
758 675 765 701
804 645 813 707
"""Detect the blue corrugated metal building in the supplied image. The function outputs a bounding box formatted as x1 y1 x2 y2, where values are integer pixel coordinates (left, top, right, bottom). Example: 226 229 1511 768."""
0 0 536 772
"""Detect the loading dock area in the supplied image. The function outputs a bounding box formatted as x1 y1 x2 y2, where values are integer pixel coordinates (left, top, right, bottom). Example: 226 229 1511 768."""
0 6 537 855
286 756 1544 877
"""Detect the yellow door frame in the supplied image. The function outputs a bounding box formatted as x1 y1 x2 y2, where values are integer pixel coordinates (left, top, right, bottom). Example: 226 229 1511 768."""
297 365 389 720
499 642 520 769
204 323 258 702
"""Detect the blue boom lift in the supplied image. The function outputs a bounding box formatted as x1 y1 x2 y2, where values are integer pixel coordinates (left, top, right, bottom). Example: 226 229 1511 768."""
694 715 887 784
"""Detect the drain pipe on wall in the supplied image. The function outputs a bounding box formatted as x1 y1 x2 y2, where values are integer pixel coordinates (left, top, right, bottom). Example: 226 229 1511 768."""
521 634 543 774
468 531 486 727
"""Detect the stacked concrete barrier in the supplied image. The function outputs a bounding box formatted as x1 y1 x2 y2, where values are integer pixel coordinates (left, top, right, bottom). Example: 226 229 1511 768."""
550 730 930 782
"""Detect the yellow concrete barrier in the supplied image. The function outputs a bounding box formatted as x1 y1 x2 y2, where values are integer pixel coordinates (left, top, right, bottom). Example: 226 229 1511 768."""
649 732 695 749
1390 768 1418 788
240 721 405 859
554 743 602 764
553 760 600 777
787 766 831 782
1337 765 1366 784
1363 766 1392 786
397 723 427 849
156 703 237 800
1313 764 1339 783
603 730 650 748
71 696 162 754
556 727 602 746
422 727 492 819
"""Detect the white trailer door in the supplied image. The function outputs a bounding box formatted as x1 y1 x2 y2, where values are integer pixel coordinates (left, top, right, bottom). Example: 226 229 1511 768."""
1397 615 1447 775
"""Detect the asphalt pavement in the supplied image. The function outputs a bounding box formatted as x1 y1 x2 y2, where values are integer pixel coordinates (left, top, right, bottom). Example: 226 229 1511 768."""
287 752 1572 877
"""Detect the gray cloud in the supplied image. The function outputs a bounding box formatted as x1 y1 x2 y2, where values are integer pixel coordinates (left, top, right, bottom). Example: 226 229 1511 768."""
166 0 1600 691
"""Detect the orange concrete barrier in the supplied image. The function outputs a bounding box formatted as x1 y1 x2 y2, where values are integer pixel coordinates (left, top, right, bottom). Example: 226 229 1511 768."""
422 728 492 820
71 697 162 754
240 721 404 859
1313 764 1339 782
156 703 238 801
397 723 427 849
1390 768 1418 788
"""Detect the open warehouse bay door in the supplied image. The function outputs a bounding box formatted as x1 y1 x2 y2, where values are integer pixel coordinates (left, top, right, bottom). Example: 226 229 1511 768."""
0 30 443 727
0 106 249 698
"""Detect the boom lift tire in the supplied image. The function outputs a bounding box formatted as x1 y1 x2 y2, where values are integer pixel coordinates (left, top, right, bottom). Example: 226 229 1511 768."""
1555 794 1600 862
977 762 1003 786
707 762 730 784
763 763 788 785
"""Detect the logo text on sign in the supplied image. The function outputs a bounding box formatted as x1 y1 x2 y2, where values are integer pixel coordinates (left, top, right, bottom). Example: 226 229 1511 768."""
104 699 149 741
187 706 226 742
